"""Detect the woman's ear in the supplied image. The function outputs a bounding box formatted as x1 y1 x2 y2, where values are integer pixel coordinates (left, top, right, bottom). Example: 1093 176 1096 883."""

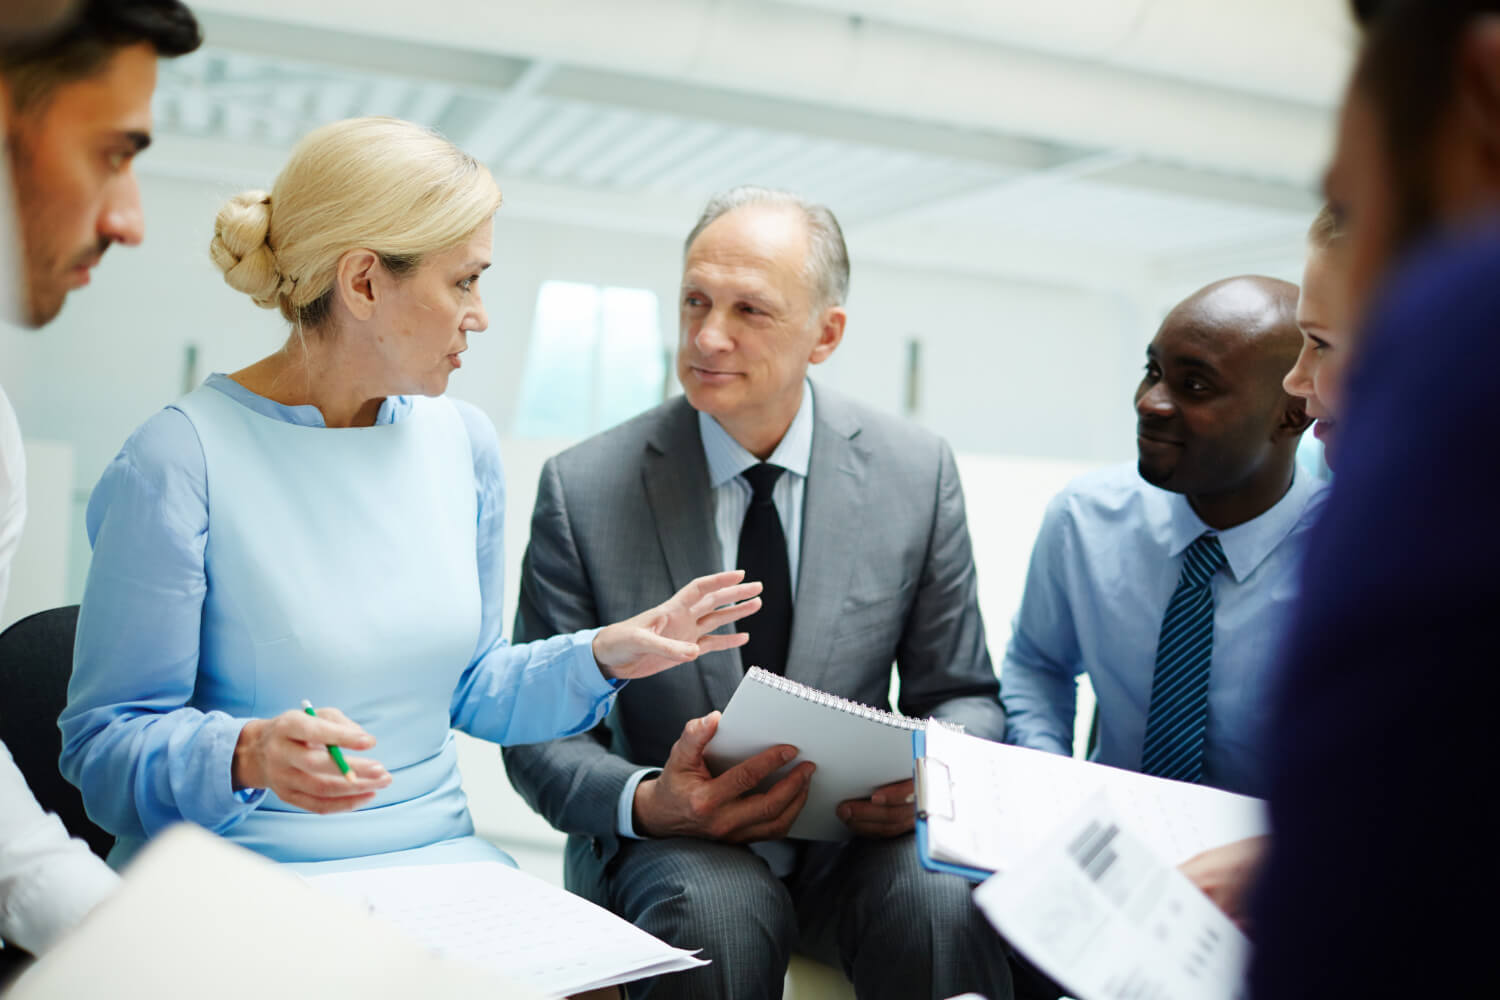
332 249 381 321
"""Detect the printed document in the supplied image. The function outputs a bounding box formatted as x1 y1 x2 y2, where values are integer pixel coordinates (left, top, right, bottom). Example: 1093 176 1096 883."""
974 791 1250 1000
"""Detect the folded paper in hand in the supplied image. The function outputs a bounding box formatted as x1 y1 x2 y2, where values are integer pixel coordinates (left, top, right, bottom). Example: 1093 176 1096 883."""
973 789 1251 1000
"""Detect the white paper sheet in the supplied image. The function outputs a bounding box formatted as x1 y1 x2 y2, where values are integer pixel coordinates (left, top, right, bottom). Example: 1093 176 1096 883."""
308 861 706 997
974 790 1250 1000
919 725 1266 875
7 825 542 1000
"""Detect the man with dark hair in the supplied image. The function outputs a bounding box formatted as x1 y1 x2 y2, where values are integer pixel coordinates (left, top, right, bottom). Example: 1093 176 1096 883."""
1 0 200 328
1248 1 1500 996
0 3 81 48
0 0 200 965
503 187 1012 999
1001 277 1321 801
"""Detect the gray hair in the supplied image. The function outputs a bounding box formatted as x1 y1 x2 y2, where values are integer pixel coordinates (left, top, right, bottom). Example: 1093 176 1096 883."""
684 186 850 310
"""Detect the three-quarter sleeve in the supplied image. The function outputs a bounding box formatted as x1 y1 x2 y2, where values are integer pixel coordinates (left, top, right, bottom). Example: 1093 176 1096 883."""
59 409 265 845
447 401 619 746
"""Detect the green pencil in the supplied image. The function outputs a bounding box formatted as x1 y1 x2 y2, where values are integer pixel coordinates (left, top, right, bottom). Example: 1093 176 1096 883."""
301 700 357 783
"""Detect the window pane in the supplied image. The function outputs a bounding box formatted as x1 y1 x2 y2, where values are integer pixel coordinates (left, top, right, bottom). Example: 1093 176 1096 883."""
512 281 600 438
598 286 665 429
512 281 666 439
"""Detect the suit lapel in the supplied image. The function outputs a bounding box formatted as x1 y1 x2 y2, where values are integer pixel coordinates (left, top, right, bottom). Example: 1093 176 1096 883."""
788 387 867 693
641 399 743 709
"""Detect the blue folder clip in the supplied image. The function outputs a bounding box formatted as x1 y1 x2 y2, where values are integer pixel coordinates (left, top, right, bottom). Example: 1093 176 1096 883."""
913 729 996 883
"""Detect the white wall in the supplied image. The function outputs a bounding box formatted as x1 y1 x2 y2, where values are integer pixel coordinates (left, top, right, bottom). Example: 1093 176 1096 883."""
0 440 72 629
826 262 1146 459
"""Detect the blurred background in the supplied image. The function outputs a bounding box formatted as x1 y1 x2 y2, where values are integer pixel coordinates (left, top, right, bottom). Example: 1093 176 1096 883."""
0 0 1352 891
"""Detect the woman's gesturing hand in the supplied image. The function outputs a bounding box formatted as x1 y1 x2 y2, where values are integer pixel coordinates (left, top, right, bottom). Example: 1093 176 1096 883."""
231 705 391 814
592 570 763 681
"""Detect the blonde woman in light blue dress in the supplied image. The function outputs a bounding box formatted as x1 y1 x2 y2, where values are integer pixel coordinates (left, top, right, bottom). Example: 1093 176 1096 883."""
60 117 761 873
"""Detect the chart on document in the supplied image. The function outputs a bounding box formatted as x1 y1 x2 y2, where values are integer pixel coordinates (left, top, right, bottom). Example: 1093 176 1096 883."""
974 790 1251 1000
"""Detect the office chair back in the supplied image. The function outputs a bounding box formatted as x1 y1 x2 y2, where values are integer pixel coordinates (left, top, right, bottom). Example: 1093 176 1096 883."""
0 605 114 861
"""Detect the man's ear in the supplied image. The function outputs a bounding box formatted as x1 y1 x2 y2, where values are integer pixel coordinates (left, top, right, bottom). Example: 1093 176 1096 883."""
1455 17 1500 191
808 306 847 366
333 249 380 321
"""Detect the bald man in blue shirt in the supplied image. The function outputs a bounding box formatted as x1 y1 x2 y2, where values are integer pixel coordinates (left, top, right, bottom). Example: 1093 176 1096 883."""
1001 276 1323 797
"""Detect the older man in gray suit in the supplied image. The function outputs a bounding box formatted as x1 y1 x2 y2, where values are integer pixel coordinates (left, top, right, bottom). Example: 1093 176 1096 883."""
503 186 1012 1000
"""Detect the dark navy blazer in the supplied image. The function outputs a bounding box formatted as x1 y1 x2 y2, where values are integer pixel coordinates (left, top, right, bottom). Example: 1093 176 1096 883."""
1249 229 1500 997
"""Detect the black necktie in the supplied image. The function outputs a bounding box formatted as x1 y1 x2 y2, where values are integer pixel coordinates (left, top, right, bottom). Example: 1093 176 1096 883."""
736 463 793 675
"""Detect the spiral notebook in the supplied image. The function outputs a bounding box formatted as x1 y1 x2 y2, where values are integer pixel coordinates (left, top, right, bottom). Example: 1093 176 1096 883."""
703 667 961 841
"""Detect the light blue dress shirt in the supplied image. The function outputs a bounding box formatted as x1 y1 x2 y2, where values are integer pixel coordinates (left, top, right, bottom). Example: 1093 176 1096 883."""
61 375 618 870
999 462 1326 797
613 385 815 848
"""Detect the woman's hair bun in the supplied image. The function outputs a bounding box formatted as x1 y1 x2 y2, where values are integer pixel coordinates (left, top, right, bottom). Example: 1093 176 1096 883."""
210 190 283 308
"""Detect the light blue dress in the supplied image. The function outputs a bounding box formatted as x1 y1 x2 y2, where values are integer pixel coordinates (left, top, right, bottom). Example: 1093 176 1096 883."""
60 376 619 870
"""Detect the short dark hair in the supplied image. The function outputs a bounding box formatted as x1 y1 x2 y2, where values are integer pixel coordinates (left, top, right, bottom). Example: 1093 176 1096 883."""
0 0 201 112
1350 1 1500 249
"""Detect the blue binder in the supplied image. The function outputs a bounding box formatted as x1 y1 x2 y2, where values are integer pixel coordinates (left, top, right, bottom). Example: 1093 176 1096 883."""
912 729 994 883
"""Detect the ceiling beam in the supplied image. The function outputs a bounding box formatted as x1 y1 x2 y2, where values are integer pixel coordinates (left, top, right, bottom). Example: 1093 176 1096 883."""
464 60 560 164
847 149 1131 228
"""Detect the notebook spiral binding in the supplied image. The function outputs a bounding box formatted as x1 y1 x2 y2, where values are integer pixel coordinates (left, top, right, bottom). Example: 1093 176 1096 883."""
745 667 965 734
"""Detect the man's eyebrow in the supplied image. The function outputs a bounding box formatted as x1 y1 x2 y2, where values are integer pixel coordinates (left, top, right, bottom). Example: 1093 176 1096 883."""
1171 355 1222 377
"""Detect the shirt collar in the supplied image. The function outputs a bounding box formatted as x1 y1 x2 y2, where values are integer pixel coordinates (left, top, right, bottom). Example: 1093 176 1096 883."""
205 372 412 427
1162 470 1327 583
698 381 815 488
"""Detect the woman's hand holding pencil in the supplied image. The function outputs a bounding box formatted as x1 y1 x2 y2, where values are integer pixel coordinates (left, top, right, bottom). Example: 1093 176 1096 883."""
230 703 391 814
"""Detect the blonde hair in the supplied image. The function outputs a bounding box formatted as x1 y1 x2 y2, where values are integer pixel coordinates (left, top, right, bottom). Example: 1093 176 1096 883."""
1307 203 1345 252
210 116 502 327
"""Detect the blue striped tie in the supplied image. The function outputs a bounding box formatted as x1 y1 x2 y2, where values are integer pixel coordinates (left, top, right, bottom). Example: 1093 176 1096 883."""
1140 533 1227 783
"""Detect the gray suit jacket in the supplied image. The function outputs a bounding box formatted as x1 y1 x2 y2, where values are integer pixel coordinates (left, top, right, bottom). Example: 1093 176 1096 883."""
501 383 1004 892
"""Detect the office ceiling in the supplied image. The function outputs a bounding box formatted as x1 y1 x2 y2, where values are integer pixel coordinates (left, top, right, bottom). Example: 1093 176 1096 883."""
148 1 1358 294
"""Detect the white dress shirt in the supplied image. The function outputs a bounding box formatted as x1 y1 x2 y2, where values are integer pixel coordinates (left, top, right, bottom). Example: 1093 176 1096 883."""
0 742 118 956
1 382 118 953
0 383 24 614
